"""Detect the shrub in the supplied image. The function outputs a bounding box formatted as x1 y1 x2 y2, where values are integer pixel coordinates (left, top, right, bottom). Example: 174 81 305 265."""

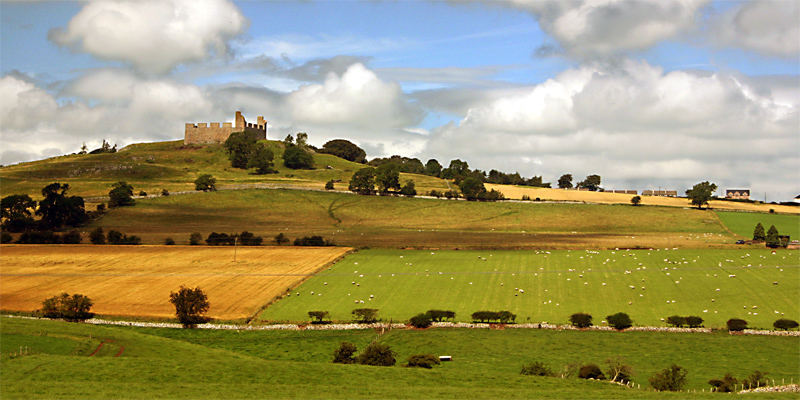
164 237 175 245
605 357 633 383
356 342 396 366
206 232 235 246
727 318 748 332
169 286 210 328
294 235 332 246
521 361 553 376
40 293 94 322
274 232 290 245
444 190 459 199
428 190 442 198
521 194 531 201
742 371 769 389
108 181 135 207
308 311 330 324
161 189 169 196
352 308 379 323
325 180 335 190
319 139 366 163
773 318 799 330
189 232 202 245
238 231 263 246
666 315 686 327
332 342 357 364
606 312 632 330
194 174 217 192
409 313 433 328
569 313 593 328
138 191 147 197
1 232 12 244
685 316 704 328
96 203 105 212
283 145 314 169
497 310 517 323
649 364 687 391
89 227 105 244
406 354 440 369
61 230 81 244
578 364 605 380
708 373 738 392
400 180 417 197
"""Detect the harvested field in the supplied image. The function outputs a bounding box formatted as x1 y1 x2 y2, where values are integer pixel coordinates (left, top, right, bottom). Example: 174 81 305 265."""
0 245 351 320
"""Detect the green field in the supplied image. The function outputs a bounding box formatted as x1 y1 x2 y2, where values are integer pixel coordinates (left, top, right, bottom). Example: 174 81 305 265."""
2 317 798 398
260 249 800 328
716 211 800 239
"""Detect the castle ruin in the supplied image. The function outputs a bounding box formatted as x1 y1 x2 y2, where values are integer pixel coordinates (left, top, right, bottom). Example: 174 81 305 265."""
184 111 267 145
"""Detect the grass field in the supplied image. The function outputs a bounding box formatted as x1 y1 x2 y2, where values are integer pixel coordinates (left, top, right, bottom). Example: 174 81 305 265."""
2 316 798 398
0 245 351 320
486 184 800 215
87 188 735 248
715 211 800 239
260 248 800 328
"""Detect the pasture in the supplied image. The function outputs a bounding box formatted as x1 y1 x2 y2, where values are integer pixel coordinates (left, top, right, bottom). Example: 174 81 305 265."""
91 188 734 248
0 245 351 320
715 211 800 239
260 248 800 328
2 317 799 398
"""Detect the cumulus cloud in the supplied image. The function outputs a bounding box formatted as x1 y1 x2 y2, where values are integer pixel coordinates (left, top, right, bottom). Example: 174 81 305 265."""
423 59 799 199
711 0 800 57
49 0 247 74
494 0 708 58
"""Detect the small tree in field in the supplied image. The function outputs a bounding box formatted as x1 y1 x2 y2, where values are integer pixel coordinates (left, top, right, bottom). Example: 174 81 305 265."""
666 315 686 327
765 225 780 248
649 364 687 391
189 232 202 245
194 174 217 191
108 181 135 208
570 312 592 328
773 319 799 330
606 312 632 330
605 356 633 383
169 286 210 328
686 181 717 209
727 318 747 331
41 293 94 322
356 342 396 366
753 223 765 241
308 310 330 324
332 342 357 364
352 308 379 323
630 195 641 206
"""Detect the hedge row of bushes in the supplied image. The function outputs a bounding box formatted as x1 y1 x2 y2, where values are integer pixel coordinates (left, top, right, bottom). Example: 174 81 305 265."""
471 310 516 323
568 313 798 331
332 342 439 369
570 312 634 330
6 230 82 244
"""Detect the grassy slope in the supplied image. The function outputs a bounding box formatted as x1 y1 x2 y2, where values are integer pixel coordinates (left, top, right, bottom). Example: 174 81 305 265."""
88 188 734 248
2 317 798 398
0 140 450 199
715 211 800 239
260 249 800 328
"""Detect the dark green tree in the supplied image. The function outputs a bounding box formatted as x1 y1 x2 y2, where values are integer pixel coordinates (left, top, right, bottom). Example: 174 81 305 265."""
41 293 94 322
649 364 688 391
606 312 633 330
356 342 396 366
274 232 290 245
686 181 717 209
169 286 210 328
708 373 738 392
753 222 766 241
108 181 135 208
37 183 87 228
283 134 294 146
349 167 376 195
631 195 641 206
570 312 593 328
558 174 573 189
400 180 417 197
325 180 335 190
1 194 36 232
90 227 106 244
308 310 330 324
332 342 358 364
577 174 602 191
441 159 470 181
189 232 203 245
424 159 442 177
224 131 257 169
375 163 400 193
283 145 314 169
194 174 217 191
247 143 275 174
458 177 486 201
773 319 799 330
319 139 366 163
352 308 379 323
765 225 780 247
295 132 308 148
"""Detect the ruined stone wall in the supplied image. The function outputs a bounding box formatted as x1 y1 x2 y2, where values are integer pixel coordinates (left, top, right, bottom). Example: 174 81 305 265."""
184 111 267 145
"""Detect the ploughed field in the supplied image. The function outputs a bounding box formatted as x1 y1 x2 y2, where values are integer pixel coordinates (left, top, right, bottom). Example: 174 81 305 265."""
2 317 798 398
0 245 350 320
261 248 800 328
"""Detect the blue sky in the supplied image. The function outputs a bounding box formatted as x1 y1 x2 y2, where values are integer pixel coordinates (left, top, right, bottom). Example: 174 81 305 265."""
1 0 798 200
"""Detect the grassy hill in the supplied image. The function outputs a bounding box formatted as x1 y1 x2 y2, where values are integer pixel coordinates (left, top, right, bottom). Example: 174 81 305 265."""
88 188 735 248
715 211 800 239
2 316 798 398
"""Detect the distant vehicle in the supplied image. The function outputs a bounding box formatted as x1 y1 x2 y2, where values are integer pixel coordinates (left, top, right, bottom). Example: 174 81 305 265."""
735 240 745 244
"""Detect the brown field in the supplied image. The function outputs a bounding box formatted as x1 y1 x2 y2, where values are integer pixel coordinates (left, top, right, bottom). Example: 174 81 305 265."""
486 184 800 214
0 245 351 320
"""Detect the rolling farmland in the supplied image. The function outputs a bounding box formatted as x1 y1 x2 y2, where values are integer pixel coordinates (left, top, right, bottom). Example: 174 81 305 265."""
260 248 800 328
0 245 351 320
715 211 800 239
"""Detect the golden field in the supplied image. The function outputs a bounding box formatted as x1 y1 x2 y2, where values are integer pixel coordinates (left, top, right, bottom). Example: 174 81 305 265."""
486 184 800 214
0 245 351 320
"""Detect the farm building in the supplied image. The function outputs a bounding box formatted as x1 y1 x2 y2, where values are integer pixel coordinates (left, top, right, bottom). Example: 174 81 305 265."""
641 190 677 197
726 189 750 200
610 190 638 194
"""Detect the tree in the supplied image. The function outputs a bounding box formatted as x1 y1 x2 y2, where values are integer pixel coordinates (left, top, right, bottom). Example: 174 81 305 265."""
189 232 203 245
319 139 366 163
108 181 135 208
442 159 470 181
356 342 396 366
727 318 747 331
686 181 717 209
773 319 799 330
283 134 294 146
685 316 704 328
765 225 780 248
1 194 36 232
425 159 442 177
41 293 94 322
578 364 605 380
400 180 417 197
325 180 335 190
283 145 314 169
375 163 400 193
37 183 87 229
605 357 633 383
247 143 275 174
409 313 433 328
295 132 308 147
666 315 686 327
570 312 592 328
349 167 376 195
649 364 687 391
742 371 769 389
169 286 210 328
753 222 766 241
332 342 357 364
79 143 88 154
558 174 573 189
194 174 217 191
577 174 601 191
224 131 257 169
274 232 290 245
308 310 330 324
352 308 379 323
606 312 632 330
631 195 641 206
708 373 738 392
459 176 486 201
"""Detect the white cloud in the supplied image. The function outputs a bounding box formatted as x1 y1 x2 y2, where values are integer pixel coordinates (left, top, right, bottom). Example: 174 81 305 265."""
711 0 800 57
49 0 247 74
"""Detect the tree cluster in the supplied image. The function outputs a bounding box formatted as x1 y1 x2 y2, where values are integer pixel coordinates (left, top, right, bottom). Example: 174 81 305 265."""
470 310 516 323
40 293 94 322
1 183 87 233
224 132 276 174
205 231 263 246
15 230 82 244
665 315 704 328
293 235 334 246
332 341 396 367
318 139 367 163
708 371 769 392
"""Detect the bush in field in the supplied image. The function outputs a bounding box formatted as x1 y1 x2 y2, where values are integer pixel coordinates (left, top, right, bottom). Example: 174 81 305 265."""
521 361 553 377
352 308 379 323
161 189 169 196
742 371 769 389
630 195 641 206
194 174 217 192
40 293 94 322
164 237 175 245
189 232 202 245
727 318 748 332
274 232 290 245
108 181 135 208
605 357 633 383
325 180 335 190
89 227 105 244
409 313 433 328
685 316 704 328
708 373 738 392
773 319 799 330
649 364 687 391
293 235 332 246
497 310 517 323
606 312 632 330
578 364 605 380
426 310 455 322
238 231 263 246
107 230 141 245
308 311 330 324
356 342 396 366
332 342 357 364
427 190 442 198
406 354 440 369
570 313 593 328
169 286 210 328
666 315 686 327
